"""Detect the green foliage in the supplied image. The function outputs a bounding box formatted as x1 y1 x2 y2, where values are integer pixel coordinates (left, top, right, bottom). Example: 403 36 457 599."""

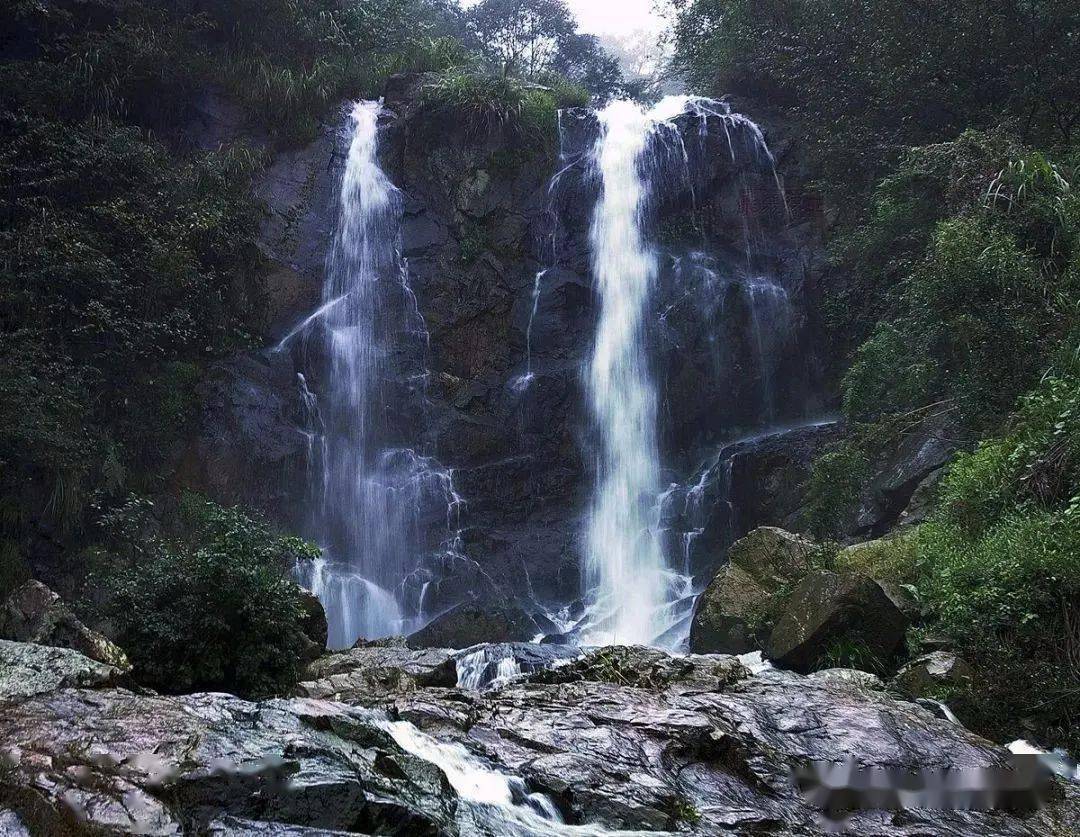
915 512 1080 750
420 70 560 144
911 366 1080 750
837 135 1078 425
465 0 623 99
840 324 933 421
804 441 870 539
0 113 263 532
938 363 1080 534
670 0 1080 197
97 495 320 697
669 795 701 826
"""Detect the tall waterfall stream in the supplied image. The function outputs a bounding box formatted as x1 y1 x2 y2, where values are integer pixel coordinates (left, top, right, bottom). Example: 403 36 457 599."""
288 101 463 648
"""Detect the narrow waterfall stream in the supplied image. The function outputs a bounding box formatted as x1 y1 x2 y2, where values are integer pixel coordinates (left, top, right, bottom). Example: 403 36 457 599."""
290 101 463 648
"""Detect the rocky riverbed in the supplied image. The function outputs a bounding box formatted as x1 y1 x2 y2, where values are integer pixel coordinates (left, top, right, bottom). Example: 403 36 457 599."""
1 639 1076 836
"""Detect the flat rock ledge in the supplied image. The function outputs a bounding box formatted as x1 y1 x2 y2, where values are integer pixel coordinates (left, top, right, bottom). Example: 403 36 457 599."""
0 641 1075 836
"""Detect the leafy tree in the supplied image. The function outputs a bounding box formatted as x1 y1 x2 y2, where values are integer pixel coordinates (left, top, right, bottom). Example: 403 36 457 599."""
467 0 576 78
549 33 624 101
466 0 624 98
97 495 321 697
668 0 1080 195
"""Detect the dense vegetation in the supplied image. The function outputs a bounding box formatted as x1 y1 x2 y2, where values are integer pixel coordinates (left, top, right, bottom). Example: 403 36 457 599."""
671 0 1080 749
95 494 321 697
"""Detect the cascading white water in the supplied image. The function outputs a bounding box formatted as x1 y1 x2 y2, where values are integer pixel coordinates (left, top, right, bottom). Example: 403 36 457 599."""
578 96 794 649
292 101 463 648
581 99 677 646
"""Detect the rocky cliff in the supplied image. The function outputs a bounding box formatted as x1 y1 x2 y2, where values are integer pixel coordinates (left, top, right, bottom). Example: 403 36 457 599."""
181 78 838 644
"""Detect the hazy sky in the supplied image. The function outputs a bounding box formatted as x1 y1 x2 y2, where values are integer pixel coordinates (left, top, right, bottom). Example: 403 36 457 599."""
563 0 665 39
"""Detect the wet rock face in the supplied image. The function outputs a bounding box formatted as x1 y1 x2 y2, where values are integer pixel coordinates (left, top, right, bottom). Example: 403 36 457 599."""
295 644 458 704
179 352 311 523
0 639 124 700
189 84 839 632
1 642 1075 836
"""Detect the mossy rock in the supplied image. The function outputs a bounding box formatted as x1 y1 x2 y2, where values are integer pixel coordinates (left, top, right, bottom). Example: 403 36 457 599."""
767 571 909 673
689 527 817 654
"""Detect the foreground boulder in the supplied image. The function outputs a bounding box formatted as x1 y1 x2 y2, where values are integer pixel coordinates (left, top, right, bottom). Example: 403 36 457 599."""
0 580 130 671
0 641 1074 835
689 527 816 654
406 601 538 649
0 639 124 700
768 571 909 672
893 650 974 699
295 643 457 703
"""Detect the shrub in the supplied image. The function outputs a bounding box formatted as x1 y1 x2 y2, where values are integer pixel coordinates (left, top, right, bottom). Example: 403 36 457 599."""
841 323 933 421
938 363 1080 534
913 365 1080 751
97 496 320 697
804 440 871 539
915 512 1080 751
419 70 559 145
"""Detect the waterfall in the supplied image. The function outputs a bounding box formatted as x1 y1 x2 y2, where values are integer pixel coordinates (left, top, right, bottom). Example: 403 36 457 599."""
575 95 800 649
581 99 676 646
292 101 462 648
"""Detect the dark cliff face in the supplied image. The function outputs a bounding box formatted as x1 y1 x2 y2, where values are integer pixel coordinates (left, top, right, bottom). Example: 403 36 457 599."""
186 78 836 633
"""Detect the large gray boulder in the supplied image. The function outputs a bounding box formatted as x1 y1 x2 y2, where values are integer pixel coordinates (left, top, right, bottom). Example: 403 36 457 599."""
406 602 539 650
0 639 124 701
689 527 816 654
295 644 457 704
0 689 454 835
0 580 130 672
893 651 975 699
768 571 909 673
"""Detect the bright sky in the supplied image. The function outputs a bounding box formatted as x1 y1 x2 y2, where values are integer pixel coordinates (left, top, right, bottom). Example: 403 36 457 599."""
563 0 666 39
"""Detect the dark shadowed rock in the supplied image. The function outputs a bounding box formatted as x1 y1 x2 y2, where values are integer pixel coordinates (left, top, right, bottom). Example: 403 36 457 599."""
0 580 130 671
689 527 816 654
179 353 309 519
406 602 539 650
900 465 947 528
851 414 963 538
0 640 124 700
296 588 328 662
893 651 975 699
768 571 909 672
